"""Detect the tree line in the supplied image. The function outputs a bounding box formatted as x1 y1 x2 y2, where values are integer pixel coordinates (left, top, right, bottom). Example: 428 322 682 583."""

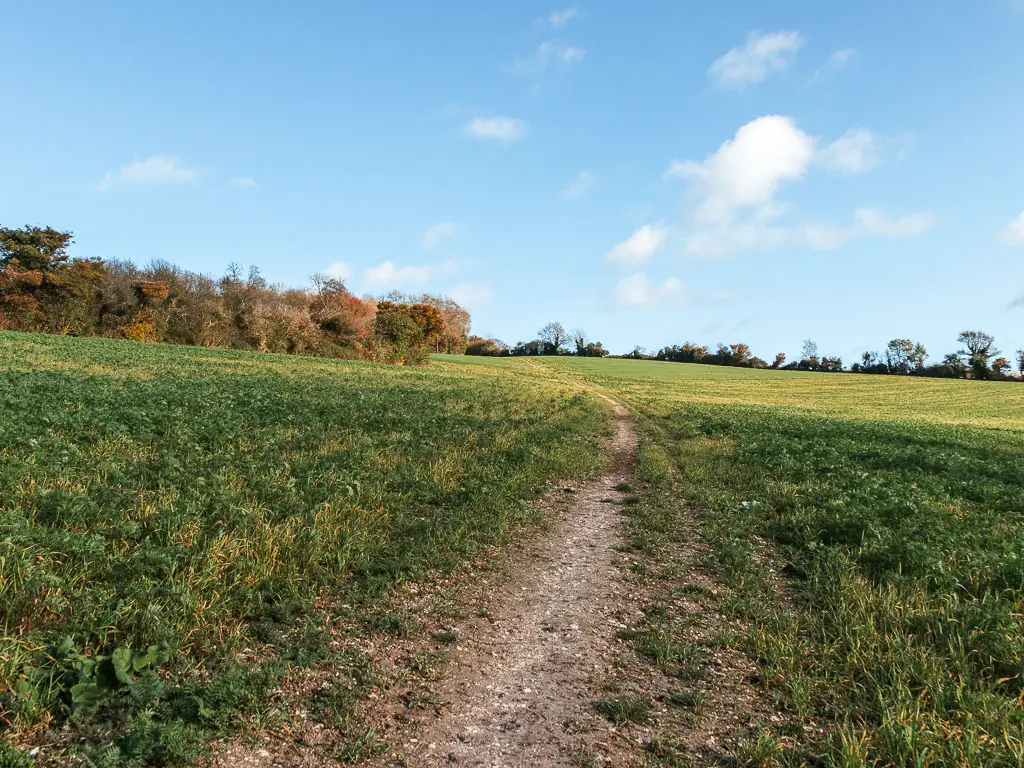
469 320 1023 382
0 226 470 364
468 321 610 358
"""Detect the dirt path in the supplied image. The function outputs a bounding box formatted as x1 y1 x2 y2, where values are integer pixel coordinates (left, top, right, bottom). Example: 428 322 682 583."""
384 396 638 767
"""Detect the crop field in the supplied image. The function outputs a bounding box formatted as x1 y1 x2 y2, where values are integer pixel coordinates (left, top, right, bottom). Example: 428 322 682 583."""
540 356 1024 766
5 340 1024 767
0 334 606 765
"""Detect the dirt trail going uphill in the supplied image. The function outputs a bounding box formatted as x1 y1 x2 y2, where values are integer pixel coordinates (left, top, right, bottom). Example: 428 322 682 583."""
389 397 637 767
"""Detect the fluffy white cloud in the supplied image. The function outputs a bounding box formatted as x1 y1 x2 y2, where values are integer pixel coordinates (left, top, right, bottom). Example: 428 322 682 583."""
562 170 595 199
817 129 881 174
856 208 935 237
230 177 259 189
422 221 457 248
1005 210 1024 245
321 261 351 280
514 42 586 75
666 115 814 223
605 225 668 267
363 260 455 289
708 31 803 89
464 116 529 142
808 48 856 85
616 273 685 309
544 5 579 27
449 282 493 309
96 155 198 190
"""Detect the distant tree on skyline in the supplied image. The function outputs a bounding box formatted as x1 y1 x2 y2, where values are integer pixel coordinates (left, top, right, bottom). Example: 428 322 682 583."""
537 322 567 354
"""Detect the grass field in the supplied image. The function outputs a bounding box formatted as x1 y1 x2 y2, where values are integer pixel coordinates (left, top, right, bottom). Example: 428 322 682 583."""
5 340 1024 767
0 334 606 766
538 356 1024 767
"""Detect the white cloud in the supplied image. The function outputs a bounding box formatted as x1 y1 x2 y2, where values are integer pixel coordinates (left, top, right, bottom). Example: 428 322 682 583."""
449 282 493 309
682 209 932 258
544 5 580 27
616 273 686 309
817 129 881 174
362 260 455 290
605 225 669 267
1005 210 1024 245
230 177 259 189
422 221 457 248
96 155 198 190
856 208 935 237
464 116 529 142
562 170 595 199
708 31 803 89
808 48 856 85
514 42 586 75
666 115 814 223
321 261 351 280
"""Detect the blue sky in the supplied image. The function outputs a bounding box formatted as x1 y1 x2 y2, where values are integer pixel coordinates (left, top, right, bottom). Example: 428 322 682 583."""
3 1 1023 361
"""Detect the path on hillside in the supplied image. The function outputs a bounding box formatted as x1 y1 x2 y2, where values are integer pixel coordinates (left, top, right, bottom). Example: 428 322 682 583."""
384 395 638 766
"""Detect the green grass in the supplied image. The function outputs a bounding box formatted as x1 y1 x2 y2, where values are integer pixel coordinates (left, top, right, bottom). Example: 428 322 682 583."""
542 356 1024 767
0 334 607 764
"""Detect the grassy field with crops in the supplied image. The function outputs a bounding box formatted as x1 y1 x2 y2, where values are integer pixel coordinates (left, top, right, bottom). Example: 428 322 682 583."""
535 355 1024 766
5 339 1024 767
0 334 606 766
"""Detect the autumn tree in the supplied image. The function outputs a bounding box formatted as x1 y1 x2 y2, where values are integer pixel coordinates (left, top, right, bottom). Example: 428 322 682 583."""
771 353 786 369
992 357 1011 376
310 275 374 351
729 343 751 366
466 335 508 356
537 321 567 354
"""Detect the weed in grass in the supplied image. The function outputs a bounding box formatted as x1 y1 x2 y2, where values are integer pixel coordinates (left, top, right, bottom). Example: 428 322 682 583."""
674 584 714 599
644 734 693 767
429 630 458 645
614 482 634 492
665 690 704 716
333 725 388 763
594 695 652 725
